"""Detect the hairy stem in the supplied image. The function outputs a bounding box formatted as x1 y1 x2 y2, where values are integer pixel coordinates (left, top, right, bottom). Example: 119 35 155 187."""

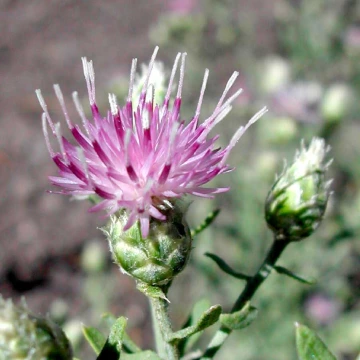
150 296 179 360
200 239 289 359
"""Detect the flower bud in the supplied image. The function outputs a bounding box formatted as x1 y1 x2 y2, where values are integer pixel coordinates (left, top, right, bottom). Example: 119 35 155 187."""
0 296 73 360
320 83 354 125
105 201 192 286
265 138 332 241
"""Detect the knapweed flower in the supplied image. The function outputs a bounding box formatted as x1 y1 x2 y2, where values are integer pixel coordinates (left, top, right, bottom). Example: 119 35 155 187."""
36 47 266 238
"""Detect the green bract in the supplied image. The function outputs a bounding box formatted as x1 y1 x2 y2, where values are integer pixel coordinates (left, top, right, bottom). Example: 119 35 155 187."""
265 137 332 242
105 202 192 286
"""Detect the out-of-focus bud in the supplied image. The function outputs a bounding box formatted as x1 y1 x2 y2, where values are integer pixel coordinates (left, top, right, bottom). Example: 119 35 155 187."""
104 201 192 286
257 116 297 145
80 240 108 274
265 138 332 241
259 56 291 94
0 296 73 360
132 61 167 108
321 83 354 125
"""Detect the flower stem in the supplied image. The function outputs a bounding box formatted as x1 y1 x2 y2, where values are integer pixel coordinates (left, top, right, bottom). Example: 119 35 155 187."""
150 296 179 360
200 239 289 359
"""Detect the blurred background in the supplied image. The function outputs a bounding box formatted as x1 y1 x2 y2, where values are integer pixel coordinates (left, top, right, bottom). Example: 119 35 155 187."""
1 0 360 359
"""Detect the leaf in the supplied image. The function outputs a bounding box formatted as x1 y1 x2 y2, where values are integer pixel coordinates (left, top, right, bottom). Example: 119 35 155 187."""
97 317 127 360
274 265 316 285
178 298 212 354
82 325 106 355
136 283 169 302
191 209 220 237
102 313 141 353
295 323 337 360
169 305 222 343
205 253 251 280
219 302 258 330
122 350 162 360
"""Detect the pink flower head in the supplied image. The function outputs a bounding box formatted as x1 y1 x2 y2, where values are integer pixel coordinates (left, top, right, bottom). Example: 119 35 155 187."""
36 47 267 237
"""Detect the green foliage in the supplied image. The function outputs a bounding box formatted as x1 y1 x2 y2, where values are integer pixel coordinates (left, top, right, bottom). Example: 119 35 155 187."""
296 323 337 360
191 209 221 238
82 326 105 355
205 252 251 280
178 298 213 354
273 266 316 285
136 283 169 302
220 302 258 331
169 305 222 343
96 317 127 360
122 351 161 360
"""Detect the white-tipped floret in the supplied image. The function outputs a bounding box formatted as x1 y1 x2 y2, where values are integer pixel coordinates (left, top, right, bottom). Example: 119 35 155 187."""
176 52 187 99
72 91 90 136
127 58 138 102
164 53 181 104
108 93 118 116
36 89 55 133
82 57 96 106
54 122 66 161
195 69 209 118
54 84 72 129
221 106 268 164
41 113 54 157
140 46 159 98
215 71 239 112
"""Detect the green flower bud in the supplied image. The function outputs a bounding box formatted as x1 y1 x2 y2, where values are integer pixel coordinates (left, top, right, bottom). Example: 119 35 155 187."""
104 201 192 286
0 296 73 360
265 138 332 242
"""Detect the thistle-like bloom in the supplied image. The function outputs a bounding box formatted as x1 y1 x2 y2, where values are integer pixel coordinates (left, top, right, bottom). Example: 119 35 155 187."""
36 47 266 237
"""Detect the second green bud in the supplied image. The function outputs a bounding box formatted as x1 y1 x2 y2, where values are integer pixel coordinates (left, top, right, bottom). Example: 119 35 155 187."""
265 138 332 242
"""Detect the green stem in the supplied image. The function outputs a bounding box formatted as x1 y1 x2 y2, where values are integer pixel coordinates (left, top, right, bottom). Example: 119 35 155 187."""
150 296 179 360
150 297 166 358
200 239 289 359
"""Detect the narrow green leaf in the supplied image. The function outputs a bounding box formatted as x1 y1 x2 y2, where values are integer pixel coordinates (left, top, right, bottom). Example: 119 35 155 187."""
122 350 162 359
205 253 251 281
169 305 222 343
102 313 141 353
97 317 127 360
181 298 212 329
136 283 169 302
178 298 212 355
220 302 258 330
295 323 337 360
191 209 220 237
274 265 316 285
82 325 106 355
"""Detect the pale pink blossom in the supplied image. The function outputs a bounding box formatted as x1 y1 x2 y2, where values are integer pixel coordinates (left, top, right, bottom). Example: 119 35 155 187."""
36 47 266 237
